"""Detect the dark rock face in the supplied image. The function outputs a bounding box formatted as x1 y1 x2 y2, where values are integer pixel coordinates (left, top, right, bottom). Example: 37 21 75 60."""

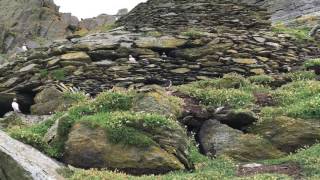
249 116 320 153
198 120 284 161
238 0 320 22
79 14 117 31
0 0 79 53
118 0 271 33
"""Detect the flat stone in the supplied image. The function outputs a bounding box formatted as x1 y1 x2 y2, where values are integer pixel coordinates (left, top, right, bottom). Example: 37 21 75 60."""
135 36 187 49
253 36 266 43
61 52 91 62
250 68 265 75
19 64 38 73
170 68 191 74
233 58 257 64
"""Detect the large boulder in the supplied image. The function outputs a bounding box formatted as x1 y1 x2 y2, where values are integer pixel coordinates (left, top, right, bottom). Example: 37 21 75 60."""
198 120 284 161
30 87 77 115
0 130 64 180
63 121 191 175
132 89 183 118
249 116 320 153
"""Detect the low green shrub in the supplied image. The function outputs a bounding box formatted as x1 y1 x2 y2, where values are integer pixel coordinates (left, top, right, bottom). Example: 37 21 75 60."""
93 91 134 112
304 58 320 68
248 75 274 85
286 71 316 81
50 69 66 81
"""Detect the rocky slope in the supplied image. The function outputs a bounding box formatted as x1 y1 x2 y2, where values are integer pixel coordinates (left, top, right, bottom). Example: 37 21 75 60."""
239 0 320 22
0 0 127 55
0 0 79 54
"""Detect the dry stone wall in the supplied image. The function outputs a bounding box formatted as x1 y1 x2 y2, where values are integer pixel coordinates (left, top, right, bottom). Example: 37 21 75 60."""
0 0 319 95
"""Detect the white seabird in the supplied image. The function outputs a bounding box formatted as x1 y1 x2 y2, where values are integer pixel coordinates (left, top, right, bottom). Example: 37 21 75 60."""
161 52 168 58
128 55 137 63
12 98 21 113
22 44 28 52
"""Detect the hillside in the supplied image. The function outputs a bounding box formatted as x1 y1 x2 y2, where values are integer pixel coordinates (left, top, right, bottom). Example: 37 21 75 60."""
0 0 320 180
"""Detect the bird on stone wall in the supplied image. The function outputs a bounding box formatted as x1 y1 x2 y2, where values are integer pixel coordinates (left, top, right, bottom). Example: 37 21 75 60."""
11 98 21 113
21 43 28 52
161 52 168 58
128 55 137 63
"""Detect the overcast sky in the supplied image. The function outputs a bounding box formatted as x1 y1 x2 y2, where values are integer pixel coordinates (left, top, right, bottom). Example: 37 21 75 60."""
54 0 147 19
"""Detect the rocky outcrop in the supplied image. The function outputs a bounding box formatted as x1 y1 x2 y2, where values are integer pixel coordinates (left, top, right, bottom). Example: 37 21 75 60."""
249 116 320 153
0 130 64 180
63 121 189 175
238 0 320 22
198 120 284 161
0 0 79 53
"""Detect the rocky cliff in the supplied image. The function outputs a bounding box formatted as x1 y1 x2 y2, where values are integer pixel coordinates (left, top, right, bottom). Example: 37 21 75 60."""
0 0 79 54
238 0 320 22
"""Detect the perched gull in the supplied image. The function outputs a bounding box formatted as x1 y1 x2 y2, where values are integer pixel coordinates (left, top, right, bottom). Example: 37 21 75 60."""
12 98 21 113
128 55 137 63
214 106 225 114
22 44 28 52
161 52 168 58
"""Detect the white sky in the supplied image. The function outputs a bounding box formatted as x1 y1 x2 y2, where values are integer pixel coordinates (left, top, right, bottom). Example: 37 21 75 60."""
53 0 147 19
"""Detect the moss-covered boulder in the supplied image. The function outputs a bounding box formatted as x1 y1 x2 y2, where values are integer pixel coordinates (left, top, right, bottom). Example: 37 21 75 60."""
63 121 187 175
132 90 183 118
249 116 320 153
31 87 85 115
199 120 284 161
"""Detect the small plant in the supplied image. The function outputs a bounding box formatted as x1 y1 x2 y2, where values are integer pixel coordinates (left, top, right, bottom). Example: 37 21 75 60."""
286 71 316 81
93 91 134 112
50 69 66 81
39 69 49 79
272 23 312 42
304 58 320 74
181 28 206 39
248 75 274 85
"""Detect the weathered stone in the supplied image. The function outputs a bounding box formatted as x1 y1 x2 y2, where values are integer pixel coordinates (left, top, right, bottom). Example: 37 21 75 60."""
0 130 64 180
233 58 257 64
170 68 191 74
135 36 187 49
249 116 320 153
199 120 284 161
63 121 189 175
61 52 91 62
19 64 38 73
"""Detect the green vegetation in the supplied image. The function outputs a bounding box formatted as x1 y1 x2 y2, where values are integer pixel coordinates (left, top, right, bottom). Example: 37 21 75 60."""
39 69 49 79
181 28 206 39
50 69 66 81
248 75 274 85
176 73 267 109
272 23 312 42
9 113 64 158
304 58 320 68
285 70 316 81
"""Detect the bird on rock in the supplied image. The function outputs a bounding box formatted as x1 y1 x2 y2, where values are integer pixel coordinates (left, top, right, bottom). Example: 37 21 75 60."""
22 44 28 52
128 55 137 63
161 52 168 58
12 98 21 113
